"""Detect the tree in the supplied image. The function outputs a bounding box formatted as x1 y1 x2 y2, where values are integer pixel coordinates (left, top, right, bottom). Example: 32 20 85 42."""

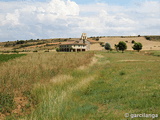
132 42 142 52
117 41 127 53
104 42 111 51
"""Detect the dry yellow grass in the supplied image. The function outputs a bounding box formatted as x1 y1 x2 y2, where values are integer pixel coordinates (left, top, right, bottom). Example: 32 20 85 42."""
0 52 94 95
90 43 104 51
99 36 160 50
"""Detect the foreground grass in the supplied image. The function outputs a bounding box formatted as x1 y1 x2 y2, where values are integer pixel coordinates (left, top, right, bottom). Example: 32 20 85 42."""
0 52 94 118
21 51 160 120
0 52 94 93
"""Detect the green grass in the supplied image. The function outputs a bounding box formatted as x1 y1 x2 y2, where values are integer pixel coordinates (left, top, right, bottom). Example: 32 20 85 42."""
0 52 94 119
2 51 160 120
21 51 160 120
0 54 26 63
150 51 160 57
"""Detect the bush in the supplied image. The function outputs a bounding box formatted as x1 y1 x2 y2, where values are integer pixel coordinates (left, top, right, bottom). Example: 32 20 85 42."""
104 43 111 50
132 42 143 52
117 41 127 53
20 44 35 48
56 48 60 52
131 40 135 44
33 50 38 52
145 36 151 40
96 38 99 41
16 40 25 44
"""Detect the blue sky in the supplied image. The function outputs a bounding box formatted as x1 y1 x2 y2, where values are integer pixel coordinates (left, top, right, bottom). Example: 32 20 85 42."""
0 0 160 41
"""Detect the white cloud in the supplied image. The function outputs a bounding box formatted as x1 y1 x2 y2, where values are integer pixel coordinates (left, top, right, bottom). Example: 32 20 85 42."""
0 0 159 41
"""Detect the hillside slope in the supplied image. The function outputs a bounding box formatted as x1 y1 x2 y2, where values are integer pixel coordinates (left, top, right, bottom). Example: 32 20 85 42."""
98 37 160 50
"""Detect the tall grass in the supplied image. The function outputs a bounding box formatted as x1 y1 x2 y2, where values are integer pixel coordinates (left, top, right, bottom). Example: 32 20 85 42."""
1 51 160 119
25 51 160 120
0 52 94 94
0 52 94 117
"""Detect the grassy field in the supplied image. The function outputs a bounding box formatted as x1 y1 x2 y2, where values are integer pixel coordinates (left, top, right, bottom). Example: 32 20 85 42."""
150 51 160 57
0 52 94 119
1 51 160 120
0 54 26 63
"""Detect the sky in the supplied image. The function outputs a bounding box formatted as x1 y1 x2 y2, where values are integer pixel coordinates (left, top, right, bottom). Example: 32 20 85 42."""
0 0 160 42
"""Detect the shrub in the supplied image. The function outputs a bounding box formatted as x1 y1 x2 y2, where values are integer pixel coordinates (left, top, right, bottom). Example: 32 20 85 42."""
132 42 143 52
16 40 25 44
117 41 127 53
104 43 111 50
96 38 99 41
56 48 60 52
33 50 38 52
99 43 104 47
145 36 151 40
131 40 135 44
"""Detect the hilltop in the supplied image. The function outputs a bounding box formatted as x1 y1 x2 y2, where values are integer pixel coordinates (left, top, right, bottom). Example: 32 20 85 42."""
0 35 160 53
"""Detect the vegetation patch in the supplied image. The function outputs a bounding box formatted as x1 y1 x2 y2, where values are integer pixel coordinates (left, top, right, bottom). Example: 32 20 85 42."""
150 51 160 57
0 54 26 63
0 93 15 114
1 51 160 119
145 36 160 41
0 52 94 119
